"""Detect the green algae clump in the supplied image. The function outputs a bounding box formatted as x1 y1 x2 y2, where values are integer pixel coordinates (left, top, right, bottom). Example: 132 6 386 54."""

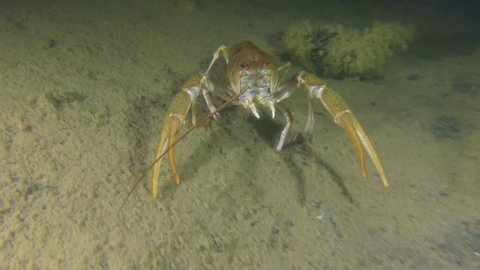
283 21 415 80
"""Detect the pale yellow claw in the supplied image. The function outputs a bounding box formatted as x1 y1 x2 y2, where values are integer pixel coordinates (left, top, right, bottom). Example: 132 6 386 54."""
151 75 202 199
298 72 389 187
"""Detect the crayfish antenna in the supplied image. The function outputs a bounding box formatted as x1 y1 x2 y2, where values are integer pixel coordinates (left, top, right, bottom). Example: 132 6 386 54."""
119 83 247 210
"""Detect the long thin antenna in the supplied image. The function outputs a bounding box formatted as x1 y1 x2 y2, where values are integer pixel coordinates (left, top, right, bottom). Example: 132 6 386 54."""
119 88 245 210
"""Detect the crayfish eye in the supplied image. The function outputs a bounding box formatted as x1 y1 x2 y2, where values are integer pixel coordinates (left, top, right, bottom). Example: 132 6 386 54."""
240 63 249 70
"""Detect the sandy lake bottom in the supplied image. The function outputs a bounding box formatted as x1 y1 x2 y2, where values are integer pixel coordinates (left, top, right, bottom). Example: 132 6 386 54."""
1 0 479 269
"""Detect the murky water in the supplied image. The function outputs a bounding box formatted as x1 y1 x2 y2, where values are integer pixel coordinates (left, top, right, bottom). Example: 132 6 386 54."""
1 0 479 269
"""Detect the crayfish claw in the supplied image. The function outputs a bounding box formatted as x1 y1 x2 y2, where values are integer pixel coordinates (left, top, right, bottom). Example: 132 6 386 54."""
297 71 389 187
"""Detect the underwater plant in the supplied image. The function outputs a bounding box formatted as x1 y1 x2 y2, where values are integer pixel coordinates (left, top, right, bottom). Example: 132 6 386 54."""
283 21 415 80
